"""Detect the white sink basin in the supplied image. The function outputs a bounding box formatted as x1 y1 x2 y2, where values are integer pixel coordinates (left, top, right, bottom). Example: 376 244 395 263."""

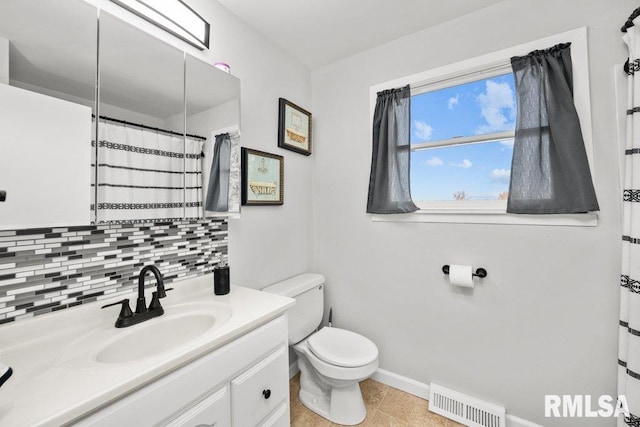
97 313 217 364
60 302 233 367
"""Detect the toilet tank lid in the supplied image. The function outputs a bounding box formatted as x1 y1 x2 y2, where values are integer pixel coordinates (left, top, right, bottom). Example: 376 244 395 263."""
262 273 325 297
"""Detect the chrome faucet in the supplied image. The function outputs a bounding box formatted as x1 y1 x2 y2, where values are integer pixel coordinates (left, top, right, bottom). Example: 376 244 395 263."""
101 264 173 328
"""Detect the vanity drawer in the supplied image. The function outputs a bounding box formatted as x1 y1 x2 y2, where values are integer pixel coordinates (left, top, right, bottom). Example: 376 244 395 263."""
165 385 230 427
258 402 289 427
231 346 288 426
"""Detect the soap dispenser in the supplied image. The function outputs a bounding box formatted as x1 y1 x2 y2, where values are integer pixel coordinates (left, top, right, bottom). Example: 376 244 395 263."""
214 258 230 295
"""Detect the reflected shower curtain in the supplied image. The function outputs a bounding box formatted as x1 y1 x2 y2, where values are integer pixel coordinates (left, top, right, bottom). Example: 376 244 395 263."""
94 120 203 222
620 18 640 427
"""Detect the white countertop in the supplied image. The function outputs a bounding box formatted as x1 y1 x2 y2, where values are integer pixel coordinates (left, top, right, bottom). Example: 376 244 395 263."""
0 275 294 427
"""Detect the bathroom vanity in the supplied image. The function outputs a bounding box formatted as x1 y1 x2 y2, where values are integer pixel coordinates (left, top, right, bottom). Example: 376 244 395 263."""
0 275 294 426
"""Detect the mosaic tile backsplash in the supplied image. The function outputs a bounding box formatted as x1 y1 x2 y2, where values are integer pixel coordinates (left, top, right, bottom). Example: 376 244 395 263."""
0 218 227 325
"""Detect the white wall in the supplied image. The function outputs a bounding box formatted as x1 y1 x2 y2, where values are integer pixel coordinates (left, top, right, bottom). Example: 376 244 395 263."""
311 0 633 425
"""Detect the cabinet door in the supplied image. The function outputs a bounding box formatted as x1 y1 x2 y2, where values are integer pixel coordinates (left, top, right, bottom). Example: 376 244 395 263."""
231 346 289 426
165 385 230 427
0 84 91 229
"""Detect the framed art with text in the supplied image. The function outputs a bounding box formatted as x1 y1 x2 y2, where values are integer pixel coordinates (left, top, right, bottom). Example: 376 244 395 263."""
241 147 284 205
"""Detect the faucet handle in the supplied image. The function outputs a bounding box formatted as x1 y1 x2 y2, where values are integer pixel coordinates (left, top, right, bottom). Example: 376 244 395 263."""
157 286 174 299
149 288 173 312
101 299 133 319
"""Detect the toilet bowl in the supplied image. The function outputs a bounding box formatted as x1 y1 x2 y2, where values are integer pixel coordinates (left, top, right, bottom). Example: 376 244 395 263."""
262 274 379 425
294 327 378 424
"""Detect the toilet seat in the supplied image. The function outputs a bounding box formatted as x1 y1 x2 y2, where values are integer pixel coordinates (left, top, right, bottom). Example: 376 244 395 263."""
307 327 378 368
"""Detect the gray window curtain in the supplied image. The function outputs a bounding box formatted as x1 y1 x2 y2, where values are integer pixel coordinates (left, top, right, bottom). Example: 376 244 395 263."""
205 133 231 212
367 85 418 214
507 43 599 214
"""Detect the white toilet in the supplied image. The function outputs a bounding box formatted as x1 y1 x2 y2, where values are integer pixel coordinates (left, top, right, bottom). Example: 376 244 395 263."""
263 273 378 425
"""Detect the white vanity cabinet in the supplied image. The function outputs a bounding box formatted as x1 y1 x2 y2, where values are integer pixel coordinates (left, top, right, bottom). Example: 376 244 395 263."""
74 315 290 427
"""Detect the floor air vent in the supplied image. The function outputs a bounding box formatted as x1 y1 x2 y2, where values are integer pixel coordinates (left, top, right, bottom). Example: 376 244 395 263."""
429 383 506 427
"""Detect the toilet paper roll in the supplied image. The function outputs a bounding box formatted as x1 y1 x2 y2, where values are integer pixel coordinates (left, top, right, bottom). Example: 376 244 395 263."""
448 264 474 288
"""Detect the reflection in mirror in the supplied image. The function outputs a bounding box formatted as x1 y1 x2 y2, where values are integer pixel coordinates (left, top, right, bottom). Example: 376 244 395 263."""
97 12 189 223
0 0 96 230
185 55 241 217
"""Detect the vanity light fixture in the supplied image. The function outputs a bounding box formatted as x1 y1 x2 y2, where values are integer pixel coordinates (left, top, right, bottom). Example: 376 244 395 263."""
109 0 210 50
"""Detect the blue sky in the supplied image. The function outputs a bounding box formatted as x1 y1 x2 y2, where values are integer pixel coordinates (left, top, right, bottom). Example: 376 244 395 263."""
410 73 516 201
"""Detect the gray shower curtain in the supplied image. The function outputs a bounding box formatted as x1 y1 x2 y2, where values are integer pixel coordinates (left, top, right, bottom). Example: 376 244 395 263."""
507 43 599 214
367 85 418 214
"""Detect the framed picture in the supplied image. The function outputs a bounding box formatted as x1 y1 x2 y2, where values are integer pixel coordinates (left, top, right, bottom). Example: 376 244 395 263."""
241 148 284 205
278 98 312 156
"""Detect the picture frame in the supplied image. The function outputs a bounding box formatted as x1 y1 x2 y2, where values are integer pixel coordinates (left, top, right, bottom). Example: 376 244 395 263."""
241 148 284 205
278 98 312 156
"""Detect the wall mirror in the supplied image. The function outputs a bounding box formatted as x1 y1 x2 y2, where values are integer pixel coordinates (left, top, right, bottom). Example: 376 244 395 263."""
0 0 241 230
0 0 96 230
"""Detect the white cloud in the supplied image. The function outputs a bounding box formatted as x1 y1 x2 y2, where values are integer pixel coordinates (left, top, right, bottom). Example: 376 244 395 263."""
425 156 443 167
413 120 433 141
452 159 473 168
447 94 459 110
499 139 514 149
490 168 511 183
476 81 515 134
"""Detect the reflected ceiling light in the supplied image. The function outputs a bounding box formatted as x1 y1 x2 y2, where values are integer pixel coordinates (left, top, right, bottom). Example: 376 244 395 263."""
110 0 210 50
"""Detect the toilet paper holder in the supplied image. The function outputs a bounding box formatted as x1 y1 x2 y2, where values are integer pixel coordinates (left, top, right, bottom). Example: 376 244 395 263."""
442 265 487 278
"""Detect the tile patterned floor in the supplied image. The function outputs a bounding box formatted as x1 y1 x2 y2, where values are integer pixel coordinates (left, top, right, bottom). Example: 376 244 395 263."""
289 374 465 426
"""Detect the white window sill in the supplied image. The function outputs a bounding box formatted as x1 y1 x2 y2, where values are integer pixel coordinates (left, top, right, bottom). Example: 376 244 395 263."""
371 209 598 227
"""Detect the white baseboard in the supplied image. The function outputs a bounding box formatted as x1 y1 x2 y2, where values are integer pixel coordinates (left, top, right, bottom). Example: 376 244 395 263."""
371 368 430 400
505 414 543 427
370 368 542 427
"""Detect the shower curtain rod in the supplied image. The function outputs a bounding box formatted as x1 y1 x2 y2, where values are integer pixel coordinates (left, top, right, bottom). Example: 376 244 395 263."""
93 114 207 141
622 6 640 32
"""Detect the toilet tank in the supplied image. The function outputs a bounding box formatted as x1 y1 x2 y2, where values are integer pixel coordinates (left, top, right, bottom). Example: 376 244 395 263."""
262 273 325 344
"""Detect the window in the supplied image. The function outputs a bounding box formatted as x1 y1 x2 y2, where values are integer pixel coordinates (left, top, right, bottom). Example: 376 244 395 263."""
369 27 597 226
410 70 515 209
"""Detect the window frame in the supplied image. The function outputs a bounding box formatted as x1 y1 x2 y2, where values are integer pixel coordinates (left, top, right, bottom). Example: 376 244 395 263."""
369 27 597 227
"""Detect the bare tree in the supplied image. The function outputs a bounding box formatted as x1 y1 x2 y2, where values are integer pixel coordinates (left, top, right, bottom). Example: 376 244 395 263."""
453 191 467 201
498 191 509 200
